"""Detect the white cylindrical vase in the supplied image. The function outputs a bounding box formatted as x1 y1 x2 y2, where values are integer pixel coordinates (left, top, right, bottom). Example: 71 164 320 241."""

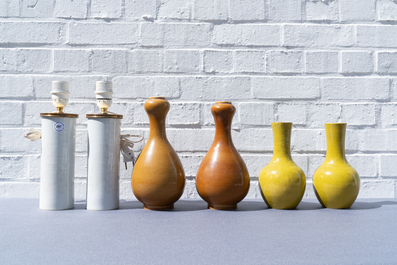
40 115 77 210
86 114 122 210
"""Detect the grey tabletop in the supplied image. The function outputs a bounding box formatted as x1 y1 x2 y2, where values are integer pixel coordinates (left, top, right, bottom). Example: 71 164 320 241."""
1 198 397 265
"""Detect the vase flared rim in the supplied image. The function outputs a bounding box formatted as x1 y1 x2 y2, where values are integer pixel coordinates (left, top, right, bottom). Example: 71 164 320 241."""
149 96 166 100
324 122 347 125
215 101 232 104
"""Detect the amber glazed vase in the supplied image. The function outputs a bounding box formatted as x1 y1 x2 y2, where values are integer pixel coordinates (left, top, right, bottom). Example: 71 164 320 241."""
313 123 360 209
131 97 185 210
196 101 250 210
259 122 306 209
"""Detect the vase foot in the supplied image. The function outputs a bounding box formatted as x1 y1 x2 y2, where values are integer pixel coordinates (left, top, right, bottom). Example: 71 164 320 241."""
209 204 237 210
144 204 174 211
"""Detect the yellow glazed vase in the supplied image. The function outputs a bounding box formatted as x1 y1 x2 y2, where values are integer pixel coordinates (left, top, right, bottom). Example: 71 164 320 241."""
313 123 360 209
259 122 306 209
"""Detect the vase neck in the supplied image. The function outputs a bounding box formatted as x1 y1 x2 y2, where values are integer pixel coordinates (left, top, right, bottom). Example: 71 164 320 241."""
324 123 347 162
214 117 233 142
212 102 234 144
145 98 169 141
148 115 167 140
271 123 292 160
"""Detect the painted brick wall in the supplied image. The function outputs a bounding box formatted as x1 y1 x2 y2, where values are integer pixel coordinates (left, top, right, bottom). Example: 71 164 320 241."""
1 0 397 199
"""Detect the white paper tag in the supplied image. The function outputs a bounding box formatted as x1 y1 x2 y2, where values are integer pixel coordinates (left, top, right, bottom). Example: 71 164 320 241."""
53 121 65 132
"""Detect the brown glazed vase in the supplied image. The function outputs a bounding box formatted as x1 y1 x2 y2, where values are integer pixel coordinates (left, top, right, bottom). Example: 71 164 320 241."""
131 97 185 210
196 101 250 210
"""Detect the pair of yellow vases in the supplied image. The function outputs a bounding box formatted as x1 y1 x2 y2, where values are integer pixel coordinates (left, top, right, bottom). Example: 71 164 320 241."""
260 122 360 209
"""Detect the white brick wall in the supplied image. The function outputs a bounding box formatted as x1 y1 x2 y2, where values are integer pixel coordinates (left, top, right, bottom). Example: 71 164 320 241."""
306 51 339 73
378 0 397 21
1 0 397 199
341 51 374 74
306 0 338 21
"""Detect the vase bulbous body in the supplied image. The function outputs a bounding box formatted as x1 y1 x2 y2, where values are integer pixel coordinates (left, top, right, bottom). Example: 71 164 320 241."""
259 122 306 209
313 123 360 209
131 97 185 210
196 101 250 210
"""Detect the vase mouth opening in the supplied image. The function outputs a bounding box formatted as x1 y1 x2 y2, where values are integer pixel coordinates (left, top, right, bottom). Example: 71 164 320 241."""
324 122 347 125
149 96 166 100
272 122 292 125
215 101 232 104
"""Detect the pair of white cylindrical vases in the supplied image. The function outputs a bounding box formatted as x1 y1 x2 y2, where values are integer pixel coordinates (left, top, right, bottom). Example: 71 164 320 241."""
39 81 122 211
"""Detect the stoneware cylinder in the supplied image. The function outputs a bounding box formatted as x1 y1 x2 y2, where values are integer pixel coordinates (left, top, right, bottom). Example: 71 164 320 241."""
86 116 122 210
196 101 250 210
313 123 360 209
40 115 77 210
259 122 306 209
131 97 185 210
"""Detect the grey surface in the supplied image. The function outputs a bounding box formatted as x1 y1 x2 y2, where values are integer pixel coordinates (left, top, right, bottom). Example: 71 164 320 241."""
1 199 397 265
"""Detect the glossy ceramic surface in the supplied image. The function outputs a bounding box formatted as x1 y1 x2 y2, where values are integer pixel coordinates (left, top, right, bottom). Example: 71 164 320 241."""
86 117 121 211
313 123 360 209
131 97 185 210
40 116 76 210
259 122 306 209
196 102 250 210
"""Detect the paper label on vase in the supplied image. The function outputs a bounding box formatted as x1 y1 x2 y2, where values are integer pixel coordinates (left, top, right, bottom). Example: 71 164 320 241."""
53 121 65 132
